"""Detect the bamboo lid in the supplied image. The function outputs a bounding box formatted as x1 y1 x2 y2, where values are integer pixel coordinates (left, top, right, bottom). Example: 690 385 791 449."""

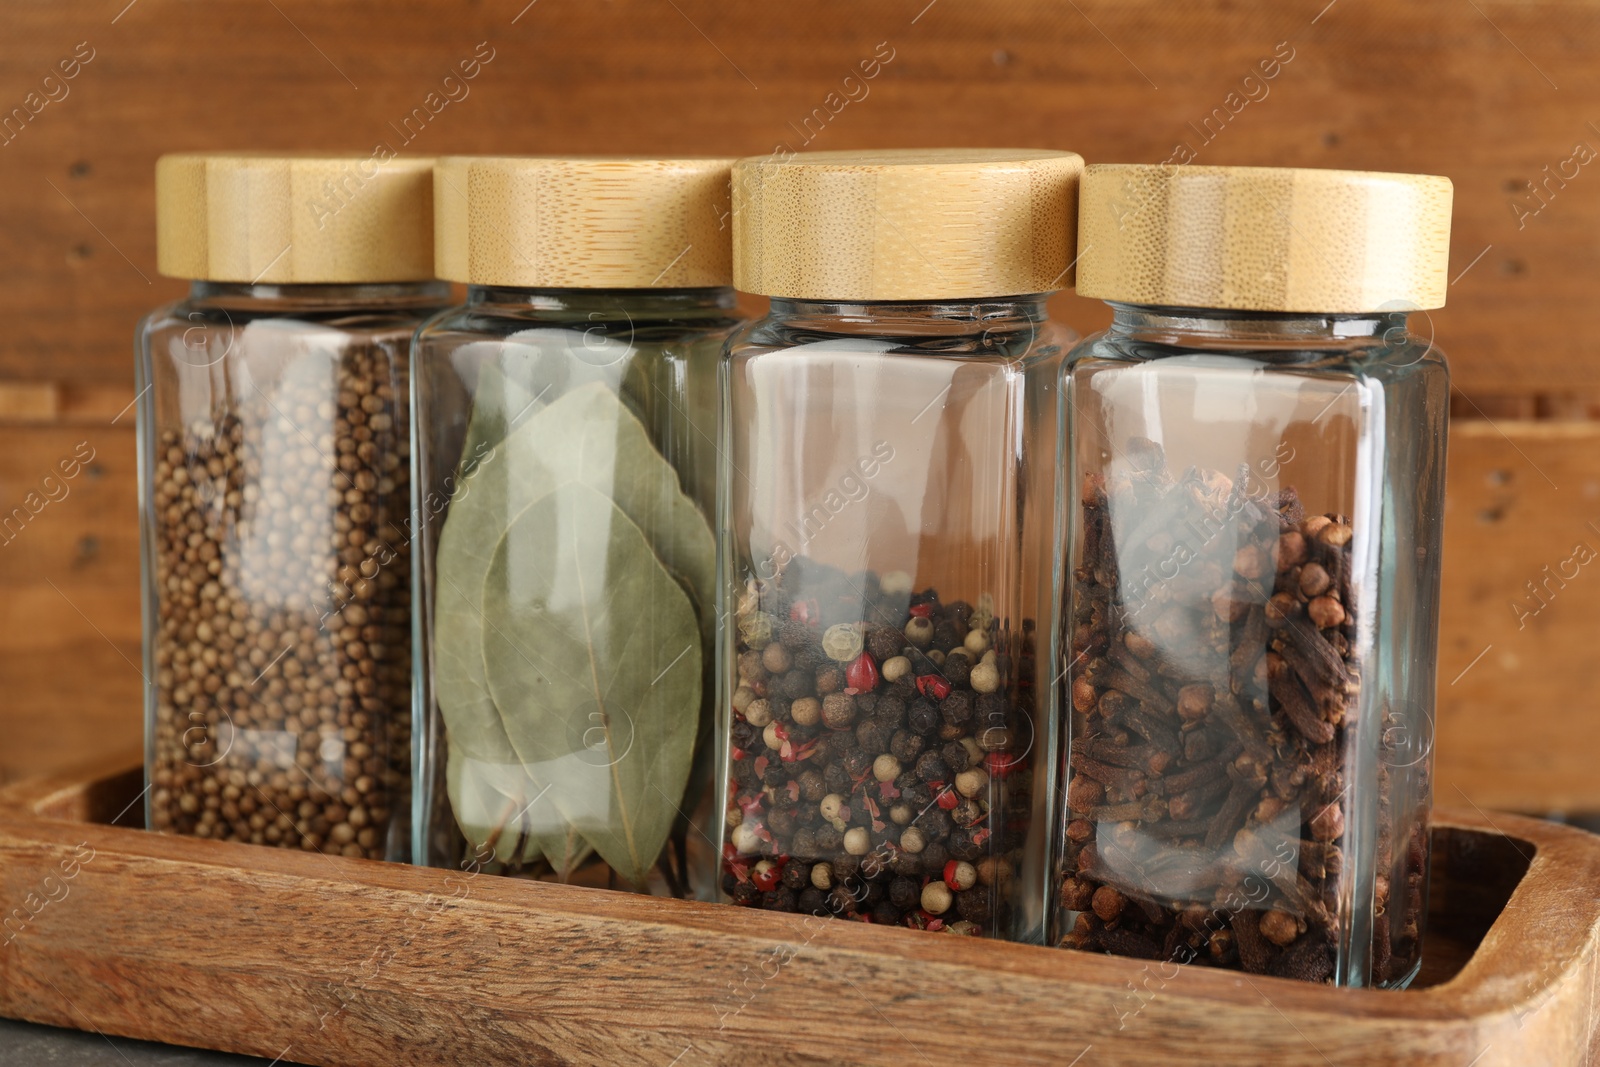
732 148 1085 301
1076 164 1454 313
433 156 735 288
156 153 436 284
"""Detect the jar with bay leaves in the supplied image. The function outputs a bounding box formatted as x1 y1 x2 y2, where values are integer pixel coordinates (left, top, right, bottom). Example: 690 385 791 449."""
1054 165 1453 986
720 149 1084 941
413 156 739 896
139 153 447 859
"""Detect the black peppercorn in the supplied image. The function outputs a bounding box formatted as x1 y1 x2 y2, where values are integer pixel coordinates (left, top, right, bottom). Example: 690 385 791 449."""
931 620 961 652
797 887 828 915
778 669 816 700
921 841 949 873
722 872 739 894
889 876 921 910
890 850 922 876
941 740 972 772
732 721 761 751
907 699 939 736
855 690 879 714
956 885 993 924
733 882 760 905
761 762 788 788
844 749 874 778
942 654 972 688
861 879 887 907
798 768 827 803
814 824 843 852
940 690 974 727
824 762 852 795
763 887 798 912
875 693 907 725
795 645 828 671
833 853 862 883
889 729 925 763
768 806 798 836
778 619 812 650
903 782 934 808
871 901 903 927
816 665 844 695
947 600 973 630
855 719 889 753
829 886 860 917
923 809 954 839
793 827 819 856
976 692 1007 723
948 829 984 861
867 626 904 661
915 752 951 783
782 861 810 890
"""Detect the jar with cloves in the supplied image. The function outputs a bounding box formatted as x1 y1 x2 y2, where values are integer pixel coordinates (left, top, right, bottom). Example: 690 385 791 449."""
720 149 1085 942
1053 164 1453 986
413 157 740 897
138 153 448 859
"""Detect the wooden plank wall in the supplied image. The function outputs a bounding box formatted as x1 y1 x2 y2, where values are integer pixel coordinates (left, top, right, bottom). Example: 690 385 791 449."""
1 0 1598 811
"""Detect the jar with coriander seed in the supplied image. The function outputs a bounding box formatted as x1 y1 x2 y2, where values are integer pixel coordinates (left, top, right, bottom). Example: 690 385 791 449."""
720 148 1084 941
414 156 740 896
139 152 446 860
1054 164 1453 986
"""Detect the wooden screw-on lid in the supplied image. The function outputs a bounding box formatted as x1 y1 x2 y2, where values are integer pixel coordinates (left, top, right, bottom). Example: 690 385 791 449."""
732 148 1085 301
1077 164 1454 313
433 156 735 288
156 153 436 284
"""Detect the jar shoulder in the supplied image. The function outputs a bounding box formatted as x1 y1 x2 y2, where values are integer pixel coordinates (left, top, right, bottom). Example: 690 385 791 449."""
1064 327 1449 386
728 314 1075 368
417 303 744 344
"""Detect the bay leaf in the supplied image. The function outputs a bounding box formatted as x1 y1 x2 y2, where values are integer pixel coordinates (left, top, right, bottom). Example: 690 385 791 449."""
456 328 637 468
445 744 551 866
433 380 713 878
480 481 701 889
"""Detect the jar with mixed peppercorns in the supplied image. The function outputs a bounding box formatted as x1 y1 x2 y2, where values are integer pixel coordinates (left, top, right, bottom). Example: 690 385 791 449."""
719 149 1084 941
413 157 740 897
1054 164 1453 986
138 153 447 860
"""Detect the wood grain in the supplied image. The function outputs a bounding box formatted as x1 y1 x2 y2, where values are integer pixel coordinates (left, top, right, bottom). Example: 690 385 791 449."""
0 757 1597 1066
0 0 1595 396
2 1 1600 809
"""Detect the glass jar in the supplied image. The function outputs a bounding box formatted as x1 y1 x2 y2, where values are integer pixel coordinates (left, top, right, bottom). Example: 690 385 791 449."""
1054 164 1453 986
721 149 1084 940
139 153 444 860
414 156 739 897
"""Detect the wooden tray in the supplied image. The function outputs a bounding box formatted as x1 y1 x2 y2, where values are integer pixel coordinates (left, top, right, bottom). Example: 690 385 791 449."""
0 754 1597 1067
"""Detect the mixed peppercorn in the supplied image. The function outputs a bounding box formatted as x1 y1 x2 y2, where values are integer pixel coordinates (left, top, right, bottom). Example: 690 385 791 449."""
723 560 1034 936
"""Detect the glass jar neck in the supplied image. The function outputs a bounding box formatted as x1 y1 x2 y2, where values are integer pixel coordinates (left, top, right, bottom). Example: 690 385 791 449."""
190 279 449 309
467 285 736 317
1106 302 1405 352
767 294 1050 341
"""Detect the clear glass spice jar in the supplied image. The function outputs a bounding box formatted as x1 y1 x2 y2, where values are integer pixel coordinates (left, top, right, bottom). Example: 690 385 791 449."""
1054 164 1453 986
139 153 445 860
720 149 1084 940
414 156 739 897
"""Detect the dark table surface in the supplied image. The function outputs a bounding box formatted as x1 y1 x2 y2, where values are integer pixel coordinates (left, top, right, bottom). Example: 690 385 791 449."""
0 1018 307 1065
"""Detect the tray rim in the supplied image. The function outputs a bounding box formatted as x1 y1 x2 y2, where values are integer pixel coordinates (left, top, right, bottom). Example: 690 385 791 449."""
1 751 1597 1066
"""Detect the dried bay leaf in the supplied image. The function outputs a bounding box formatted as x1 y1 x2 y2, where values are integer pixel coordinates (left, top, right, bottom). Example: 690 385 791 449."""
480 481 700 888
456 329 636 468
433 381 712 877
